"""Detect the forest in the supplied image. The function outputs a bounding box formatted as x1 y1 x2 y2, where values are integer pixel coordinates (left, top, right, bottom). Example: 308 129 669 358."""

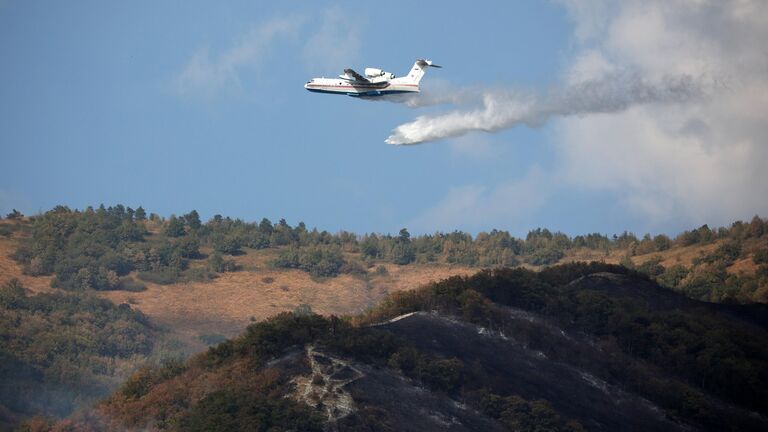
0 278 164 429
6 205 768 303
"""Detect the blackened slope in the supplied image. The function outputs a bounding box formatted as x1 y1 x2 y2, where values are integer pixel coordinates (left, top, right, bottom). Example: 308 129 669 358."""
566 272 691 309
380 266 768 430
568 272 768 329
338 361 507 432
377 312 685 432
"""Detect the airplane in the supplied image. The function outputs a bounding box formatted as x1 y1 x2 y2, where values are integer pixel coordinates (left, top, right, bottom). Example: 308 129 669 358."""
304 59 441 97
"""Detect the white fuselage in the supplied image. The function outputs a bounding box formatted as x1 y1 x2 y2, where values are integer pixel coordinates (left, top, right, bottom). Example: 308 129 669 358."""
305 59 438 97
303 77 419 97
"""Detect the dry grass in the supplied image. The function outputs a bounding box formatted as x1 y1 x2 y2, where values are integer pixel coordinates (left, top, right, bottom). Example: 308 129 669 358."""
632 242 719 268
631 240 763 276
729 257 757 275
97 250 474 352
561 248 621 265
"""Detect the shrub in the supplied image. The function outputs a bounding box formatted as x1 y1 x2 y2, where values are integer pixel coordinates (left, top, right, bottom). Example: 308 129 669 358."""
636 256 665 278
212 234 242 255
374 265 389 276
703 241 742 265
272 245 345 277
115 277 146 292
208 253 237 273
340 259 367 276
659 265 689 288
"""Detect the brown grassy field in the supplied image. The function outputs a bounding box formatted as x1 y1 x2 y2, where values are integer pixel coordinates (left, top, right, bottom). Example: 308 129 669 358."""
99 258 475 352
0 228 474 352
631 242 718 267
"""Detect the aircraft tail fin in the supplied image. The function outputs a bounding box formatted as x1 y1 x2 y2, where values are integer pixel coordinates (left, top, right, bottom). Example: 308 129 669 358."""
403 59 441 85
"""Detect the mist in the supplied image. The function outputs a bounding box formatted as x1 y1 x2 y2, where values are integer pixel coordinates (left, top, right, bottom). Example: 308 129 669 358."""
385 72 708 145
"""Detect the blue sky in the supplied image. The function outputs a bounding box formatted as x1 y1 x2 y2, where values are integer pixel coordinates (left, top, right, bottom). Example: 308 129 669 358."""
2 1 766 237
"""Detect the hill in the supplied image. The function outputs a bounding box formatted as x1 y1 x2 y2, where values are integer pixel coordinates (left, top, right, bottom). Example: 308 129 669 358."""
2 206 767 428
0 216 476 353
41 263 768 431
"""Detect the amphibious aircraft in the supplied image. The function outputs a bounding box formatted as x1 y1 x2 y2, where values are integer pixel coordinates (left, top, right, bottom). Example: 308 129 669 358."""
304 59 441 97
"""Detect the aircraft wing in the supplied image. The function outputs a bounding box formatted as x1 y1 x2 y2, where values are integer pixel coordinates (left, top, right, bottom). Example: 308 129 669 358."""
343 68 369 82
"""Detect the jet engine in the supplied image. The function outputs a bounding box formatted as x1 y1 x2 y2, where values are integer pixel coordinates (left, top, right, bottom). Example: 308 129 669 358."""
365 68 384 77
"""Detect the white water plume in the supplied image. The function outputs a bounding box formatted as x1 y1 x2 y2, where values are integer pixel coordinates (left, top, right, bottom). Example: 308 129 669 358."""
385 72 707 145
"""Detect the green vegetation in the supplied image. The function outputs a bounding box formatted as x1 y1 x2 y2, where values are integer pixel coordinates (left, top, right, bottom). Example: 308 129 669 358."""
623 218 768 303
10 205 232 288
167 211 768 302
0 278 158 422
11 205 145 289
10 205 768 304
271 244 346 277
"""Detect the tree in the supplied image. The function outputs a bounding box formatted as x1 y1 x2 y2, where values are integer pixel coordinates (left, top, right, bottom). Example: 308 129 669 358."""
184 210 202 231
258 218 273 235
653 234 671 251
213 234 242 255
134 206 146 221
696 224 714 243
392 228 415 265
361 234 380 259
660 264 689 288
748 215 765 238
177 235 201 258
398 228 411 243
209 252 237 272
165 215 185 237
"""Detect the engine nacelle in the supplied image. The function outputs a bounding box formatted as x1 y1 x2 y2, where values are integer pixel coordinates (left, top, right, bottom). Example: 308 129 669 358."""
365 68 384 77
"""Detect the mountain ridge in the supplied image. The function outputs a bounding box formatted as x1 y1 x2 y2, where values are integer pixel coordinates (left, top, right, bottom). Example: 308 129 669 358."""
37 264 768 431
